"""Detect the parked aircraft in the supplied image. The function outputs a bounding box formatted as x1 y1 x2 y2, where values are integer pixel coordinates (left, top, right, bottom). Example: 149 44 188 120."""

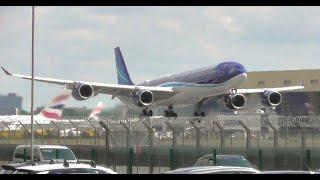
1 47 304 117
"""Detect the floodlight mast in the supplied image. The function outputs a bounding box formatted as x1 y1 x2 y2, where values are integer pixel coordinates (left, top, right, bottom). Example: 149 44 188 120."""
30 6 35 162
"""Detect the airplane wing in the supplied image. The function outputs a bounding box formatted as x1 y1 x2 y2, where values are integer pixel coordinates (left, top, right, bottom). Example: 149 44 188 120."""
236 83 304 94
1 67 175 99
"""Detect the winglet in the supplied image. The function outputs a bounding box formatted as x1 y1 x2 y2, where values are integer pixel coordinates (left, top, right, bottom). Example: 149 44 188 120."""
1 66 12 76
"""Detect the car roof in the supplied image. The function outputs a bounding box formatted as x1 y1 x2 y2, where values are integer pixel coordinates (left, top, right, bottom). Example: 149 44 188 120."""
166 166 260 174
201 154 244 158
15 163 116 174
16 145 69 149
2 162 50 170
259 170 313 174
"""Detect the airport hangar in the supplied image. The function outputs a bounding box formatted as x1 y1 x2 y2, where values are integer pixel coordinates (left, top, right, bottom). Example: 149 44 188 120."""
240 68 320 116
190 68 320 137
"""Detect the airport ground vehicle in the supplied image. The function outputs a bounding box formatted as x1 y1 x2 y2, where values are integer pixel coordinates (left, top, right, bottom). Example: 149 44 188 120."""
165 166 260 174
12 145 77 163
193 154 255 168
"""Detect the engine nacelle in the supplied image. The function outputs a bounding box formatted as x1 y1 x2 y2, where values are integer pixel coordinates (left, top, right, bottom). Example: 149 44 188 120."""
71 83 94 101
224 94 246 110
132 90 154 106
261 90 282 107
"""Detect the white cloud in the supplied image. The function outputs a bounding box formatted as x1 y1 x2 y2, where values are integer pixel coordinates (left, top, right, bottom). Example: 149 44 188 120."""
89 14 118 25
57 28 107 41
203 7 241 33
157 19 182 32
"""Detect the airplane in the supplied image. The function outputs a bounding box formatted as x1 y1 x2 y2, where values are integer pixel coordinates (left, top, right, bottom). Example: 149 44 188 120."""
0 90 71 128
1 47 304 118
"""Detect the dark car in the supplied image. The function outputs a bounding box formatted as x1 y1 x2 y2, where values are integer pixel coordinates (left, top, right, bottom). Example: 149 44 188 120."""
193 154 255 168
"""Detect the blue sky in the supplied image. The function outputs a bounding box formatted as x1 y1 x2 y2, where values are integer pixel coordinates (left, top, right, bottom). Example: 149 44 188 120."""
1 6 320 110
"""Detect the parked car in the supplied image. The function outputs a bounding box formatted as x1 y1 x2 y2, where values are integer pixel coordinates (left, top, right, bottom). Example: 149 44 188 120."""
1 162 51 174
12 145 77 163
12 161 117 174
165 166 260 174
193 154 255 168
259 170 314 174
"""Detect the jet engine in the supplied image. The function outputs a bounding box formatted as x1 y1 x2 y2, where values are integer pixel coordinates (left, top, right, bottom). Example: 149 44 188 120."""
132 90 154 106
71 83 94 101
224 94 246 110
261 90 282 107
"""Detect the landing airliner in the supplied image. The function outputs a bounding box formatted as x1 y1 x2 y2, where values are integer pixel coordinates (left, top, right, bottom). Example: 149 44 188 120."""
1 47 304 117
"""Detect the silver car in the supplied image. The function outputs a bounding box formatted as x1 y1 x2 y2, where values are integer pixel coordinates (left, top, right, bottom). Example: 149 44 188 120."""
165 166 260 174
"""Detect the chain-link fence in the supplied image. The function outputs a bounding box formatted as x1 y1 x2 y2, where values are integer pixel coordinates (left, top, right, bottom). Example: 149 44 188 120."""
1 114 320 173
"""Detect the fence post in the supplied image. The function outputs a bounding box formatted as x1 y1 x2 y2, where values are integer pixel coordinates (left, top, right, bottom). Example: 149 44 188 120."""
23 148 27 162
143 121 154 174
295 122 305 170
86 118 97 145
213 149 217 165
18 121 27 145
127 148 133 174
258 149 263 170
212 120 224 153
169 148 174 170
305 150 311 171
35 120 43 145
120 121 130 153
56 149 59 159
239 121 251 157
91 148 96 162
165 121 176 152
1 121 11 144
189 120 200 158
99 121 111 167
265 120 278 169
68 120 80 145
51 121 60 144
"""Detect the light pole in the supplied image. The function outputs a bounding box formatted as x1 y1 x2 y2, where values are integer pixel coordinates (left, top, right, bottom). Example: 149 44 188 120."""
30 6 35 162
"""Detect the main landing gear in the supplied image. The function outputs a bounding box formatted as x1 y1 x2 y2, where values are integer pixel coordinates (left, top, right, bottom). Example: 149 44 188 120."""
164 105 177 117
142 108 153 117
193 100 206 123
194 99 206 117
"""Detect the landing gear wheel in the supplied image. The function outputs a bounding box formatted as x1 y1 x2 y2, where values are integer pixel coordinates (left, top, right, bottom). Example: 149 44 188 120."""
172 112 177 117
164 106 177 117
200 112 205 117
194 112 199 117
148 110 153 116
142 109 147 116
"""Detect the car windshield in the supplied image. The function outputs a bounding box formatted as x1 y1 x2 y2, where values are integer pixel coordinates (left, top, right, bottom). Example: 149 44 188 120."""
215 156 252 167
40 148 76 160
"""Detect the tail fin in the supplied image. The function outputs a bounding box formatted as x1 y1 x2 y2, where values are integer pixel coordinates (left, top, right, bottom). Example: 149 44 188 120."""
40 90 71 120
114 47 134 85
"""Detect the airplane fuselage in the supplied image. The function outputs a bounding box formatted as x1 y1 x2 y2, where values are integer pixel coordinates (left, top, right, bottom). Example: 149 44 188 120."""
118 61 247 107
